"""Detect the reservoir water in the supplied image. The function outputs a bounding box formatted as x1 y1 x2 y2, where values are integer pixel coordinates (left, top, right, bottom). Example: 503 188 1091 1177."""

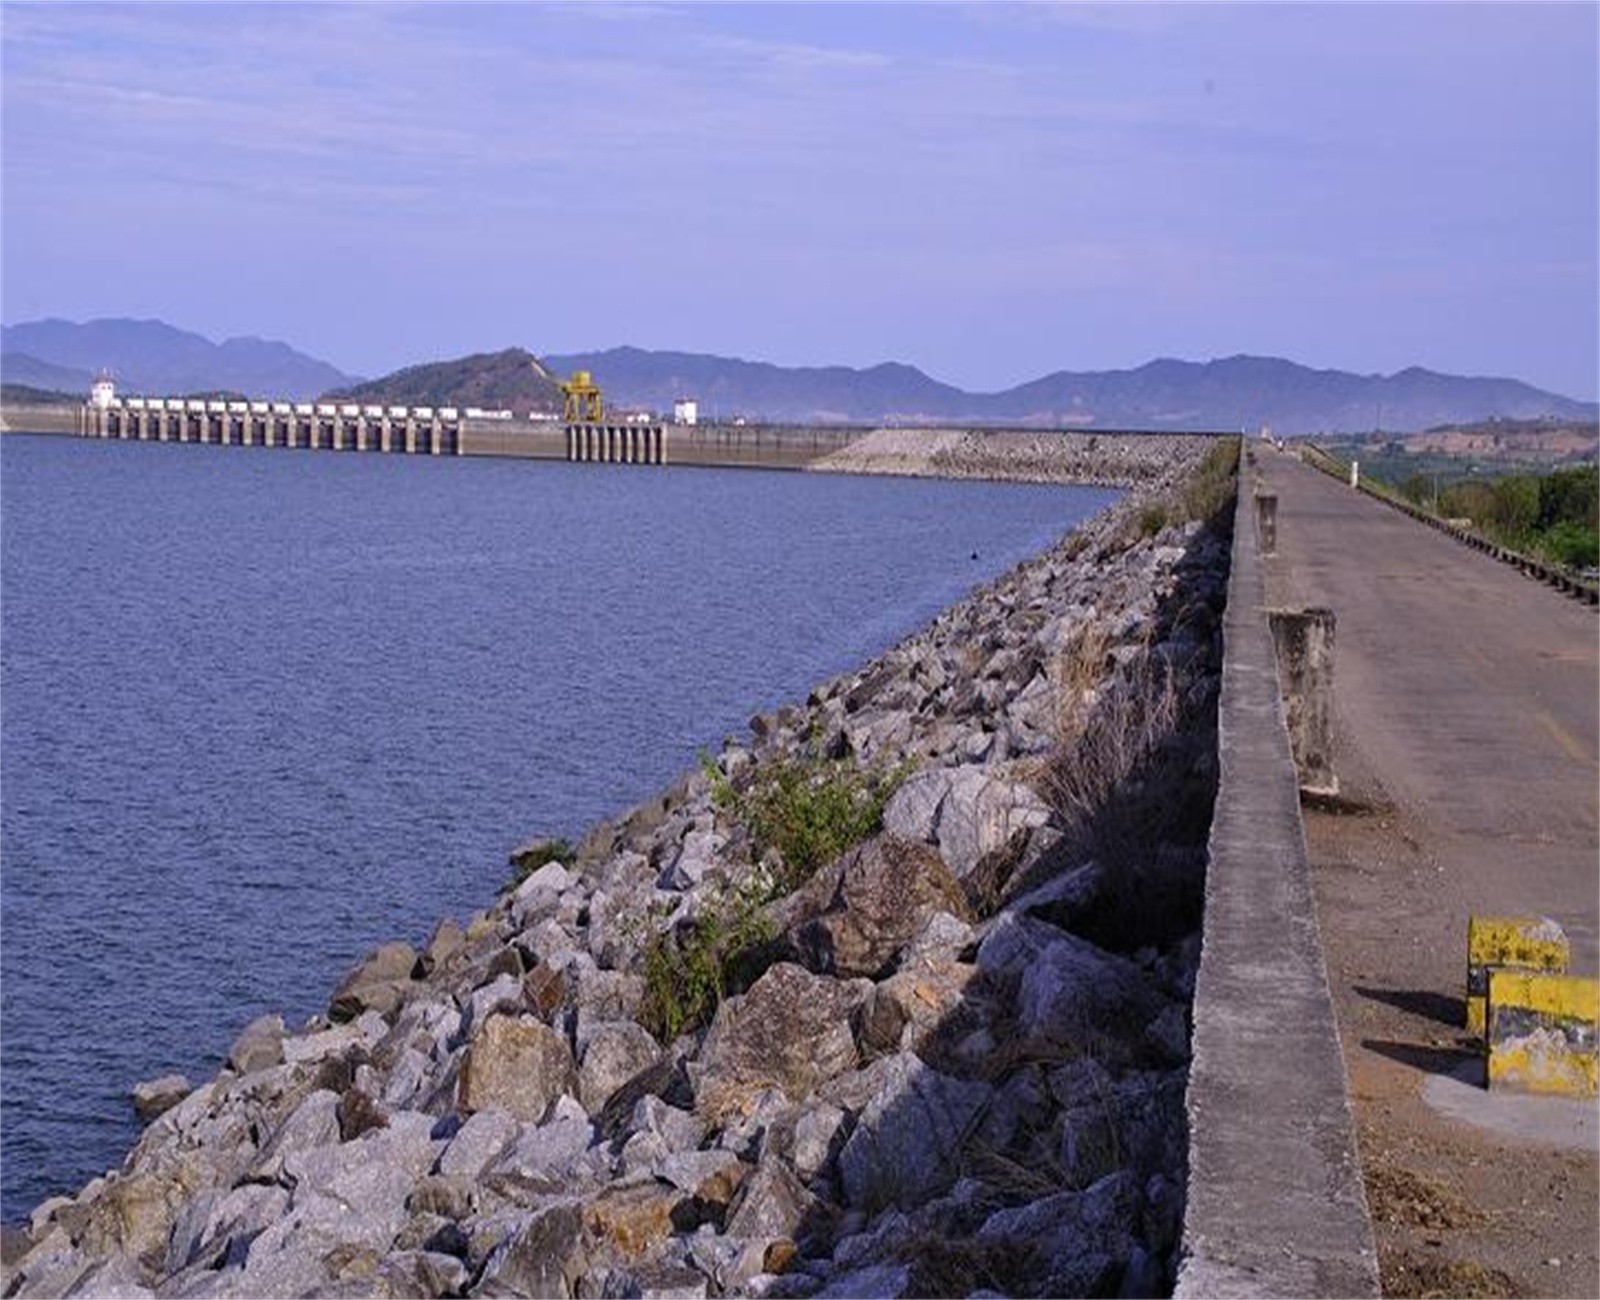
0 434 1116 1222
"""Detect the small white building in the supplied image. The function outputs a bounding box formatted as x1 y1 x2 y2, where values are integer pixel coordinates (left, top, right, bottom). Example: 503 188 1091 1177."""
672 398 698 426
90 373 117 410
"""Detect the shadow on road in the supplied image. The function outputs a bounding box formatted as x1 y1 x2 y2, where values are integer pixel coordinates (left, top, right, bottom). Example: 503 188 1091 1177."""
1354 985 1465 1029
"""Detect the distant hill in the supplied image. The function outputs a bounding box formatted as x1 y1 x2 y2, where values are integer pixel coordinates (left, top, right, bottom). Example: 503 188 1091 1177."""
0 318 360 401
323 348 564 415
0 351 96 394
546 347 1597 434
542 346 977 424
1 382 81 406
1324 417 1598 472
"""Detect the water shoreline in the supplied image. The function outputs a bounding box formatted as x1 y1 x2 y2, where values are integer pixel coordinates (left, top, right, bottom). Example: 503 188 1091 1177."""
3 433 1234 1299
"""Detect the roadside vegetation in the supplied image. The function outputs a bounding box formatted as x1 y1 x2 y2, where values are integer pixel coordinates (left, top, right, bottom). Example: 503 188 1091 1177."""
638 749 908 1039
1387 462 1598 570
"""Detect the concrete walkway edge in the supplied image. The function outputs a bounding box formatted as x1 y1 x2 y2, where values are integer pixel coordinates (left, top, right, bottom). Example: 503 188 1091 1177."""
1176 463 1381 1298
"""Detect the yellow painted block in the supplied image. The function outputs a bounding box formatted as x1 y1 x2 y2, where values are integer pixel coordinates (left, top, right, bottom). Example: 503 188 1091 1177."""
1486 969 1598 1097
1465 915 1569 1036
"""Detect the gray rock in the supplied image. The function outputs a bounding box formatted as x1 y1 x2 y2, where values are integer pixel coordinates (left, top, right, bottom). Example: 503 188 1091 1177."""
473 1203 588 1293
814 1265 912 1299
782 835 970 980
659 1149 748 1206
724 1158 816 1240
329 941 417 1022
513 858 576 898
882 770 954 844
664 827 726 890
897 909 975 968
788 1103 848 1181
378 1250 470 1297
837 1052 990 1212
579 1020 663 1114
437 1108 520 1179
934 767 1052 878
693 964 869 1122
487 1114 596 1184
460 971 525 1040
629 1095 705 1153
976 1171 1139 1296
62 1251 149 1298
1015 932 1163 1039
130 1074 191 1123
417 916 465 977
458 1013 575 1123
165 1183 289 1274
226 1013 284 1075
249 1088 341 1181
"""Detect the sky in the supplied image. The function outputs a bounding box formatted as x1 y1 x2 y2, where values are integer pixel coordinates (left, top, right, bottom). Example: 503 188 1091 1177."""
2 2 1597 399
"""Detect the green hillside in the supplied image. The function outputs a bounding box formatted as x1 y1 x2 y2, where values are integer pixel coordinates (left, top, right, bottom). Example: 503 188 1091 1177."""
323 348 564 415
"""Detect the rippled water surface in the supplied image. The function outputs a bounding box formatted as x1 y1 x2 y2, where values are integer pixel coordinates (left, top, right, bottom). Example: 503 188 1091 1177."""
0 434 1115 1220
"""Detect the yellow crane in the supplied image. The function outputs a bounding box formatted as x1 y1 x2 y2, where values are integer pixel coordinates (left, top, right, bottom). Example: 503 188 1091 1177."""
559 370 603 423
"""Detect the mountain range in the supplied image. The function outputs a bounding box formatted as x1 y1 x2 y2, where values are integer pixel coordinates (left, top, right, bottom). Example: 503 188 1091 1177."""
4 317 1594 434
0 318 361 402
544 347 1597 433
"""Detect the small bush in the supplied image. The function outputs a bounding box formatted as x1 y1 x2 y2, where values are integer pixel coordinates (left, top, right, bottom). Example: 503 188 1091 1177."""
638 875 776 1041
502 836 576 892
708 748 909 893
1137 504 1170 538
1180 436 1241 526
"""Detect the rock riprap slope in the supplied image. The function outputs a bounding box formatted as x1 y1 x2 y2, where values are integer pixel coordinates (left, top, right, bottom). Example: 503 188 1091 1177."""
4 444 1235 1300
808 429 1217 486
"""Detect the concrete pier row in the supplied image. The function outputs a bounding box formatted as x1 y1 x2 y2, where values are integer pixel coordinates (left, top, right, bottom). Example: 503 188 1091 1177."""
565 422 668 464
82 401 463 455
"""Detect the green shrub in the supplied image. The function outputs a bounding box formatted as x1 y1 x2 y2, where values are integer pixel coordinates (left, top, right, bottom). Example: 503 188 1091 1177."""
502 836 577 892
638 876 776 1040
720 749 910 891
1538 520 1599 570
1137 505 1170 538
1179 436 1240 526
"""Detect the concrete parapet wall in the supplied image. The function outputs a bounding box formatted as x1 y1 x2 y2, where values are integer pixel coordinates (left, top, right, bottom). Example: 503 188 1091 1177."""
458 420 568 459
1176 461 1380 1296
0 403 82 436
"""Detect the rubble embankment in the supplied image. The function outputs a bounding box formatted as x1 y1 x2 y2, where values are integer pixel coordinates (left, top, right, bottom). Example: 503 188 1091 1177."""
3 438 1236 1300
809 428 1223 486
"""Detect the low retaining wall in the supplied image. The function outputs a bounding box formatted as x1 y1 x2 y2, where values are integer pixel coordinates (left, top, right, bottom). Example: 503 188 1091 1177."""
1176 459 1380 1296
0 403 80 435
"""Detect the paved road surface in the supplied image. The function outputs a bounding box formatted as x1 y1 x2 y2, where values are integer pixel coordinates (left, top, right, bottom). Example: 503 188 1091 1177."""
1260 450 1597 969
1256 446 1598 1297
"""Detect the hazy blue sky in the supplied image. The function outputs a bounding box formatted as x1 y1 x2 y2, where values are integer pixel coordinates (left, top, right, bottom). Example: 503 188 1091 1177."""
3 2 1596 397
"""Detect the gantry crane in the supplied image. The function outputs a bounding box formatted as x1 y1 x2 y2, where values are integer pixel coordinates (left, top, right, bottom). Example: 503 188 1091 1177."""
559 370 603 423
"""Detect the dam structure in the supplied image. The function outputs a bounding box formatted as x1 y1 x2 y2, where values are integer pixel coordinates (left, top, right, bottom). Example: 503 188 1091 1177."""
67 395 878 472
76 397 674 464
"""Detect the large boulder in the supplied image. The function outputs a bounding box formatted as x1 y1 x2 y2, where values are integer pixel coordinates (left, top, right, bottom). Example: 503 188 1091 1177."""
1015 932 1164 1040
130 1075 191 1123
975 1170 1141 1296
577 1020 663 1115
328 942 417 1022
226 1014 284 1076
457 1013 575 1124
836 1052 990 1213
692 964 870 1123
781 835 970 979
934 767 1052 878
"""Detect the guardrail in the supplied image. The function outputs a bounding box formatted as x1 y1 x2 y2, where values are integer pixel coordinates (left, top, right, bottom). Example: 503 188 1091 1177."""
1301 444 1598 607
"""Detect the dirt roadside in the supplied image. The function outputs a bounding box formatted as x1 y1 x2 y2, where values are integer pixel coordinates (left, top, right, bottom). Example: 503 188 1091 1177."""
1305 753 1597 1299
